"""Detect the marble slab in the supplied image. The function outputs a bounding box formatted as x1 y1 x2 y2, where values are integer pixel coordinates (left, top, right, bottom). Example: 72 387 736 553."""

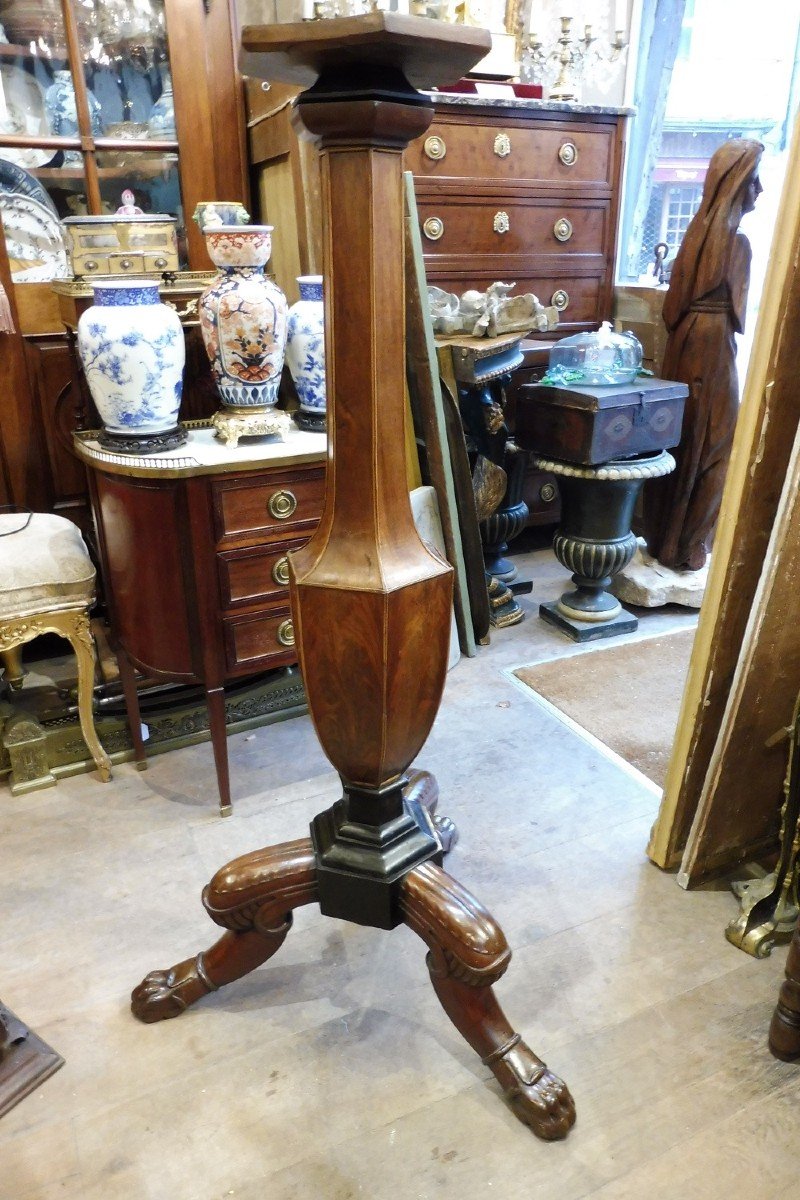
427 92 635 117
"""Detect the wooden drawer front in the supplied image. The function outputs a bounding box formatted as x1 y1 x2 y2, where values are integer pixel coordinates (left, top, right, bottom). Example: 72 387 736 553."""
223 607 297 673
218 537 308 612
213 467 325 544
426 270 604 330
416 197 609 259
407 118 616 189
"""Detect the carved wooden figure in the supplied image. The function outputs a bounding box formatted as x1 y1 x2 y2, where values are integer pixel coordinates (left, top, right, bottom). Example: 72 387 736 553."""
644 138 763 571
130 14 575 1141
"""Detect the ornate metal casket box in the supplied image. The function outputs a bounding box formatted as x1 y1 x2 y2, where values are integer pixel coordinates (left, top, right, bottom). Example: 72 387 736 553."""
63 215 179 278
514 376 688 466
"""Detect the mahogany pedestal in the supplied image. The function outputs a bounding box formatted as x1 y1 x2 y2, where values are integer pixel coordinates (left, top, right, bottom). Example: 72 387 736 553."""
131 14 575 1141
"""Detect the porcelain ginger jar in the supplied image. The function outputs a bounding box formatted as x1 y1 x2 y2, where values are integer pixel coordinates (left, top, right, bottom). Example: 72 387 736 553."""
45 69 102 163
77 280 186 453
285 274 327 432
199 225 288 412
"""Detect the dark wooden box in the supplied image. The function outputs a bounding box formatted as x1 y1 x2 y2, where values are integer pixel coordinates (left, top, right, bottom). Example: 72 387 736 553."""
514 376 688 466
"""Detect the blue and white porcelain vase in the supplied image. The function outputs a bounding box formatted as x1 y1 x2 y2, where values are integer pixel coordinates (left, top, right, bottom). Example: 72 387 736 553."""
148 72 176 138
45 70 102 164
285 275 327 432
77 280 187 454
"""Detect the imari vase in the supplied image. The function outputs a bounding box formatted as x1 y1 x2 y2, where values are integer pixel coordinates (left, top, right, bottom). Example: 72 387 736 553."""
285 274 327 432
77 280 185 453
199 225 288 411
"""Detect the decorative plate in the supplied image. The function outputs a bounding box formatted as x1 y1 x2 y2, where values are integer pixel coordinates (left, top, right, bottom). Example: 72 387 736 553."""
0 190 68 281
0 156 56 210
0 63 53 169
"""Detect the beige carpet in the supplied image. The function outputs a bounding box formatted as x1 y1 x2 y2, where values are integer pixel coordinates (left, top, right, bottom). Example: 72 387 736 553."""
514 629 696 787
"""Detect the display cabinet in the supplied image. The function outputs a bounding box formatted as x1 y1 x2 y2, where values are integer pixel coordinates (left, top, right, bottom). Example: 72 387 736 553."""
0 0 247 277
0 0 249 519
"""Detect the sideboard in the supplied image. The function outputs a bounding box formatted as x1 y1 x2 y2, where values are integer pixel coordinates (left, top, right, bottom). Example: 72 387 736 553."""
405 94 630 337
74 426 327 815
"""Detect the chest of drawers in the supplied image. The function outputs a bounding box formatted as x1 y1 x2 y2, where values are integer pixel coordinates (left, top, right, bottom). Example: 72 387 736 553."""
405 96 629 336
74 426 326 814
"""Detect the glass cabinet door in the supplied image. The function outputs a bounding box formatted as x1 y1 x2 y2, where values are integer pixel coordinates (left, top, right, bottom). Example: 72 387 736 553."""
0 0 186 281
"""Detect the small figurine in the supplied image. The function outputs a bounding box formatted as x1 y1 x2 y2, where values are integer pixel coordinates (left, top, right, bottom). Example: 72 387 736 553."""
116 189 143 216
428 282 558 338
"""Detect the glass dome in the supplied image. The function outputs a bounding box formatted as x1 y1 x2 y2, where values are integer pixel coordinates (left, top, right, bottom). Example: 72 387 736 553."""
548 321 643 386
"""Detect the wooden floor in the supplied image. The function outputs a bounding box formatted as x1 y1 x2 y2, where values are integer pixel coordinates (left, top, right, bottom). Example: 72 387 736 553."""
1 550 796 1200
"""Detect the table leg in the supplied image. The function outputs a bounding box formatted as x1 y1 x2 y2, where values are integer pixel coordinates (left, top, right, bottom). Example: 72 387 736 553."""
205 685 232 818
116 647 147 771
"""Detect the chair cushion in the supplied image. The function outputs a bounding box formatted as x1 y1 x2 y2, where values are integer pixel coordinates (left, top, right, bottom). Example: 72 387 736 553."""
0 513 96 619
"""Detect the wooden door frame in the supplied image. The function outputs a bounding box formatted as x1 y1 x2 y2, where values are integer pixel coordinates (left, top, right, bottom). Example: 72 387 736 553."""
648 112 800 874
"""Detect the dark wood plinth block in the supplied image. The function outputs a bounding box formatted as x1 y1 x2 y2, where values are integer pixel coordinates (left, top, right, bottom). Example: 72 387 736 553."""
131 14 575 1141
0 1001 64 1118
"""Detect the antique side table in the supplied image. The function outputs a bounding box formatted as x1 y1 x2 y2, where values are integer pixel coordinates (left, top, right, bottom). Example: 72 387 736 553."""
129 14 575 1140
74 425 326 814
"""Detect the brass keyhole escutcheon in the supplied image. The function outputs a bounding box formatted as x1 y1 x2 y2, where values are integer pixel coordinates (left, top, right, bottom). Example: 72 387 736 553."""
277 618 295 647
268 490 297 519
272 556 290 586
493 133 511 158
558 141 578 166
553 218 573 243
551 289 570 310
493 211 510 235
422 216 444 241
424 135 446 161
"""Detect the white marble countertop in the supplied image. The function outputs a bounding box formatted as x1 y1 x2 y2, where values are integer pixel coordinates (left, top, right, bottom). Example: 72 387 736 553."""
73 423 327 479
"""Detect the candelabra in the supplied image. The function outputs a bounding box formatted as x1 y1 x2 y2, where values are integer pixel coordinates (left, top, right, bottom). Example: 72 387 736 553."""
522 14 627 101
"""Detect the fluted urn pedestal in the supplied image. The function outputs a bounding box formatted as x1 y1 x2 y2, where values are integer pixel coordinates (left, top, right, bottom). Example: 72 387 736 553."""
531 451 675 641
129 14 575 1141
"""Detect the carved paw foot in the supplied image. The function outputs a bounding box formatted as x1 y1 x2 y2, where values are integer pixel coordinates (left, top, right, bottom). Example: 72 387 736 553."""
493 1041 576 1140
131 955 213 1024
432 812 459 855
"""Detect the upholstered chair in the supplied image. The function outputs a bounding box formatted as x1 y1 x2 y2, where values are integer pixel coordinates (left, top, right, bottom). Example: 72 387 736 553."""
0 512 111 782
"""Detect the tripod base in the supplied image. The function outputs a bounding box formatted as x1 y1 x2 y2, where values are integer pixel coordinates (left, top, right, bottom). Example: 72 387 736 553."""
131 772 575 1140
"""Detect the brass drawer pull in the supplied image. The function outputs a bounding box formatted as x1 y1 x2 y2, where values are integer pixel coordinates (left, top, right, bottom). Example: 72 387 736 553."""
540 482 557 504
84 259 99 272
424 134 446 161
493 211 510 235
558 141 578 166
553 217 573 243
268 489 297 519
277 618 295 647
493 132 511 158
422 216 444 241
119 257 134 270
551 289 570 311
272 556 290 586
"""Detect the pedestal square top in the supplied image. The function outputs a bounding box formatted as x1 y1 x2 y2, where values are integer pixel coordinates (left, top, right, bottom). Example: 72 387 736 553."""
239 13 492 92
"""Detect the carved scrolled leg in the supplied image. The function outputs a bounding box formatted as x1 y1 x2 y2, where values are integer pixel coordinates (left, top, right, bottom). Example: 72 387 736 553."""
769 923 800 1060
404 768 458 854
61 609 111 782
401 861 575 1140
132 838 318 1023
